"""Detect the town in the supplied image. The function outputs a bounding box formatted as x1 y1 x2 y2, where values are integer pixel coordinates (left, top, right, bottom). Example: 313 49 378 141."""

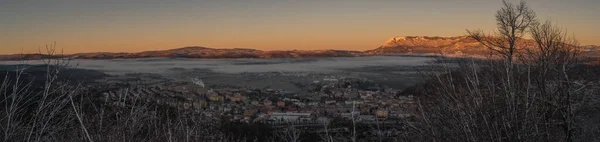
96 74 417 127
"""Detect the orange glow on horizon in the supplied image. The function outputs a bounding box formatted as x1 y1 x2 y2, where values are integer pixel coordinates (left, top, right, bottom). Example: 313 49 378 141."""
1 0 598 55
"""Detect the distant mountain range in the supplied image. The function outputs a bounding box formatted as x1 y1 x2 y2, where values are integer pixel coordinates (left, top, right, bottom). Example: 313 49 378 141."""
366 36 485 55
0 46 365 61
367 36 600 57
1 36 598 61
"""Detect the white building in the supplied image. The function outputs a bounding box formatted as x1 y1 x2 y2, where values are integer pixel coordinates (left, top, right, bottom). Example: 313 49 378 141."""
270 112 312 122
341 111 361 120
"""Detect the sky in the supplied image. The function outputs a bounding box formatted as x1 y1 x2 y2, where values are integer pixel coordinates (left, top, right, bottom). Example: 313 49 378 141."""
1 0 599 54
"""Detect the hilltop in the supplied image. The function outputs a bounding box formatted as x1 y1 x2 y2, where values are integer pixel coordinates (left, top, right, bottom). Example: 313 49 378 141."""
366 36 485 55
367 36 600 57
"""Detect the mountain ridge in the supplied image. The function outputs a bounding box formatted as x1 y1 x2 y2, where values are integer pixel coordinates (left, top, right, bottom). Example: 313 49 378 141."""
0 46 367 61
1 36 598 61
367 36 600 57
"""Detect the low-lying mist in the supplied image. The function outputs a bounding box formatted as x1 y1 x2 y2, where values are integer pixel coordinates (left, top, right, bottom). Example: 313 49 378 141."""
0 56 434 74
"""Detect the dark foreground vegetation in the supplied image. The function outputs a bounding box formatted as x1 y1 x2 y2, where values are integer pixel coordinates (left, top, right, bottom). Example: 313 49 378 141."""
2 57 598 142
401 60 600 141
1 0 599 141
0 61 408 141
402 1 600 141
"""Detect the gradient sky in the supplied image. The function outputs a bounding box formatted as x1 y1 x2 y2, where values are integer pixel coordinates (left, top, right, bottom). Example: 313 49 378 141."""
1 0 599 54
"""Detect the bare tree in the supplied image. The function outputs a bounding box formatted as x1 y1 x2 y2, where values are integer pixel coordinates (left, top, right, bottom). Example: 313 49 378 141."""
0 43 84 141
277 124 301 142
319 121 334 142
466 0 538 116
468 0 537 66
521 20 583 142
405 1 599 142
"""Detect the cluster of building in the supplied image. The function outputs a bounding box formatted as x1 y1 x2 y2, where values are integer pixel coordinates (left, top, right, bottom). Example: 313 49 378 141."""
99 77 416 125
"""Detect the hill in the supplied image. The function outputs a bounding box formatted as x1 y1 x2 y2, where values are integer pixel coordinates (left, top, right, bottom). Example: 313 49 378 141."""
367 36 507 56
0 46 366 61
1 37 598 61
366 36 600 57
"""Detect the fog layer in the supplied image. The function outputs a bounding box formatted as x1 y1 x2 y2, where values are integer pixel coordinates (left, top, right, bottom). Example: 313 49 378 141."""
0 56 434 74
